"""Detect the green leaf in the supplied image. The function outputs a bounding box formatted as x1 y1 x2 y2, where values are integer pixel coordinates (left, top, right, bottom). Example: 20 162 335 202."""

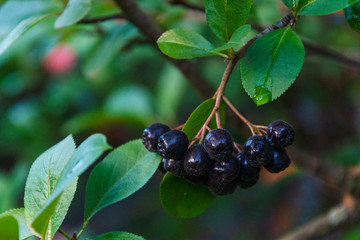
84 139 161 222
24 135 76 239
282 0 357 14
156 64 187 122
182 98 226 140
0 163 28 213
25 134 111 239
240 28 305 106
297 0 355 15
84 23 137 78
204 0 252 42
0 213 18 240
104 85 154 125
160 173 217 218
344 1 360 33
157 28 222 59
30 182 77 239
88 231 145 240
349 0 360 5
344 225 360 240
55 0 92 28
0 14 53 55
212 25 251 52
281 0 299 9
0 208 32 240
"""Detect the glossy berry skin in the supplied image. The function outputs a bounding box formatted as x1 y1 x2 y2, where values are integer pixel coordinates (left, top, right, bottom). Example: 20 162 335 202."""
244 135 273 168
142 123 170 152
204 128 234 161
238 174 259 189
184 144 213 177
158 130 188 160
209 155 239 185
265 148 291 173
164 158 184 177
236 152 261 181
185 173 208 185
267 120 295 148
208 179 237 196
158 158 167 174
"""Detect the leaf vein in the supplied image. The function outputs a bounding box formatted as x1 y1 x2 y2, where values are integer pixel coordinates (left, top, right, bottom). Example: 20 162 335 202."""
263 28 290 95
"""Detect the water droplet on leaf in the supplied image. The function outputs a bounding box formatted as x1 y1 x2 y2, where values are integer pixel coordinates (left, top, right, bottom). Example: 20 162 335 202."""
253 85 272 105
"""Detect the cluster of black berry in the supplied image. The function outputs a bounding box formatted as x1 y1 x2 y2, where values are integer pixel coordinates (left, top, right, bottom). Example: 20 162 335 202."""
141 120 295 196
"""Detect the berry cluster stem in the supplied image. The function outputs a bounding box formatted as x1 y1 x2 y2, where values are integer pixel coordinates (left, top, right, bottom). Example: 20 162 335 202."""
174 123 185 129
183 12 294 145
199 12 295 135
223 96 267 136
233 143 242 153
211 57 238 129
194 59 237 144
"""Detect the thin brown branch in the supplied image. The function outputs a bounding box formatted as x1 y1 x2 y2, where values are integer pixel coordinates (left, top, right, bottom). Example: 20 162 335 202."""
113 0 215 98
168 1 360 70
290 148 360 200
110 0 360 220
211 13 293 133
251 24 360 71
79 13 124 24
236 13 293 60
214 58 238 109
303 38 360 69
278 204 360 240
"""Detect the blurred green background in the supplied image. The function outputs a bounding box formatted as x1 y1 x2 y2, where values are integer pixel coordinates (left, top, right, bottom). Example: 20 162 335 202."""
1 0 360 239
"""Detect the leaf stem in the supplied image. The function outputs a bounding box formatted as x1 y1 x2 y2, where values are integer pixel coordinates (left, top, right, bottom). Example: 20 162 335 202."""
58 229 72 240
198 12 294 135
214 52 230 58
157 12 293 143
77 220 89 239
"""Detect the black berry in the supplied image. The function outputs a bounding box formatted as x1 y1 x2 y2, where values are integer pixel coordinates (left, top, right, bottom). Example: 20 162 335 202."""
158 130 188 160
236 152 261 181
185 173 208 185
158 158 167 174
208 179 237 196
267 120 295 148
184 144 213 177
204 128 234 161
244 135 273 168
163 158 185 177
142 123 170 152
209 155 239 185
238 173 259 189
265 148 291 173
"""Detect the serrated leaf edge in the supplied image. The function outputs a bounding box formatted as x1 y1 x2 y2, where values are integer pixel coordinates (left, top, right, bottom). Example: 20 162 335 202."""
240 28 305 105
